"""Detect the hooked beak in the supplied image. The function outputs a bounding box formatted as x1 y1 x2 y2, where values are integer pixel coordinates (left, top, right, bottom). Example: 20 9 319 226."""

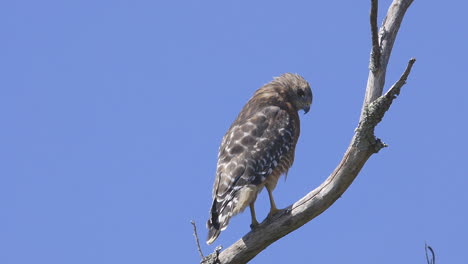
303 106 310 114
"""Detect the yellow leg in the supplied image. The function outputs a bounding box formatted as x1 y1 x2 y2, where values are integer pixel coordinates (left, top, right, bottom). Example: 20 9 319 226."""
266 186 279 217
249 203 259 229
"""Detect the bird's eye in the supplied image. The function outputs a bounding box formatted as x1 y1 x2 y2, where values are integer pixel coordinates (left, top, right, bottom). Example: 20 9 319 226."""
297 89 305 98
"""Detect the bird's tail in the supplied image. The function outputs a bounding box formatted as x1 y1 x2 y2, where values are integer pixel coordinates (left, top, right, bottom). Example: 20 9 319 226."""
206 218 221 245
206 198 235 245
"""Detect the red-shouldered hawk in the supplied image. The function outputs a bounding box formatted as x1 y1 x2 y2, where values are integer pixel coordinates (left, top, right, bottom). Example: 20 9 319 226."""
206 73 312 244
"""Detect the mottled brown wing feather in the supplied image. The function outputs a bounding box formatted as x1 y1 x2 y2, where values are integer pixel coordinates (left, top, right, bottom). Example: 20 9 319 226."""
209 105 296 231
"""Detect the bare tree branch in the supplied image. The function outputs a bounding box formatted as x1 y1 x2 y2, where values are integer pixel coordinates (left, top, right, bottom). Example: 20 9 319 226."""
191 220 205 260
362 0 414 117
370 0 381 72
385 58 416 98
201 0 415 263
425 243 436 264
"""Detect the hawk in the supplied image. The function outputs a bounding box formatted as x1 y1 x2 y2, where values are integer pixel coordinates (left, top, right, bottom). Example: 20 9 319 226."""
206 73 313 244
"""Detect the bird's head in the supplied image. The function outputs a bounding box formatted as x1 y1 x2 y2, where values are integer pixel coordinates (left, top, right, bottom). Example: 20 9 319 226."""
274 73 313 114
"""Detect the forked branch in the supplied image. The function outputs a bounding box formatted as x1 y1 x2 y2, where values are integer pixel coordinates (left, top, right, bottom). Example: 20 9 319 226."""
200 0 415 263
362 0 414 115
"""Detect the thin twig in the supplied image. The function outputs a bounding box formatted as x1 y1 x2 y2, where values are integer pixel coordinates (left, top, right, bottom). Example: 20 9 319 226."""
384 58 416 98
370 0 381 71
425 243 436 264
190 220 204 259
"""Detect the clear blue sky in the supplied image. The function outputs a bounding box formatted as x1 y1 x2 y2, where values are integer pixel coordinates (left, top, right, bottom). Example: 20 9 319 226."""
1 1 467 263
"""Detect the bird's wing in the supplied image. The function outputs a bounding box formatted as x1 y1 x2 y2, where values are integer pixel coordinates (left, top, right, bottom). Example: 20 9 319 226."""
213 105 295 200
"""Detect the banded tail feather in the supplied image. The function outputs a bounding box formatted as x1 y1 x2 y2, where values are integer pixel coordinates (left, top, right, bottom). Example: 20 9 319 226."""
206 196 236 244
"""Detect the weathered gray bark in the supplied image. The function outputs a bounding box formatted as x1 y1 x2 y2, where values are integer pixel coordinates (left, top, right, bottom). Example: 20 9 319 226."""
362 0 415 116
200 0 415 263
